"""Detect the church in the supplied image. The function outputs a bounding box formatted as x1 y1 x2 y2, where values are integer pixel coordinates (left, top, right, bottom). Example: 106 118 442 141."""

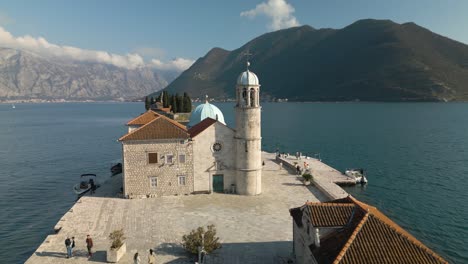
118 63 262 198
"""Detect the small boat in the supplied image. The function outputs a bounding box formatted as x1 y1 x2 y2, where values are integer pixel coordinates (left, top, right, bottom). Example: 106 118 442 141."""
12 104 15 109
111 163 122 176
73 174 98 195
345 168 368 184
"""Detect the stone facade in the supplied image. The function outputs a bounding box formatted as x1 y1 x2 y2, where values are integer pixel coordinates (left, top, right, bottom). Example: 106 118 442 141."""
192 122 237 192
292 209 319 264
235 72 262 195
122 139 193 198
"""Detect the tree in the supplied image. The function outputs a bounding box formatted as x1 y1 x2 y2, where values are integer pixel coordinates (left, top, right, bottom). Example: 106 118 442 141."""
182 225 221 255
144 96 151 110
163 91 169 108
183 92 192 112
170 94 178 113
176 93 184 113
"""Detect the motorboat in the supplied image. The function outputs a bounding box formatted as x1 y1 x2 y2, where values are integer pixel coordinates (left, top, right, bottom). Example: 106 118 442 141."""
345 168 368 184
73 174 98 195
111 163 122 176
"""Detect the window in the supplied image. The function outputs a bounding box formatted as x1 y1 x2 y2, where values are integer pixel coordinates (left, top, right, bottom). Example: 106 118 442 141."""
166 154 174 164
179 140 185 145
179 154 186 163
150 177 158 187
148 153 158 164
178 175 186 186
212 142 222 152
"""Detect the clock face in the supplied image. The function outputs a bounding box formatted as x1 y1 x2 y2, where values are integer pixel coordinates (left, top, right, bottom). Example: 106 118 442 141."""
213 142 222 152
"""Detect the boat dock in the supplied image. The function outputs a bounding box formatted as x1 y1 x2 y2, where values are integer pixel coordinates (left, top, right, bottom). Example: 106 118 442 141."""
277 155 354 200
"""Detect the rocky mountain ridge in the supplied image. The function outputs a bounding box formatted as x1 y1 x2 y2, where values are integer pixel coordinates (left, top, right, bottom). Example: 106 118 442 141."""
0 47 169 101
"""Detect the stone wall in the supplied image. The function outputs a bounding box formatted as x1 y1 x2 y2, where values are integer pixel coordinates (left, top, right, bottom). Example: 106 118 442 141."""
122 139 194 198
292 206 320 264
235 107 262 195
192 122 237 192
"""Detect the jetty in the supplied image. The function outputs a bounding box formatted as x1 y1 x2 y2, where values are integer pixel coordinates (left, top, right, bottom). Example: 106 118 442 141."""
277 155 355 200
26 152 351 264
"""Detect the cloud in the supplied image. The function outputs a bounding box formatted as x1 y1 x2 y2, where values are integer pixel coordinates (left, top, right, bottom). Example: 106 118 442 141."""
150 58 195 71
240 0 300 30
0 26 193 71
133 46 166 58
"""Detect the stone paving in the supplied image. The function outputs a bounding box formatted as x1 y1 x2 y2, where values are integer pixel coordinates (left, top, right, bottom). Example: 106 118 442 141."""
278 156 352 200
26 152 329 264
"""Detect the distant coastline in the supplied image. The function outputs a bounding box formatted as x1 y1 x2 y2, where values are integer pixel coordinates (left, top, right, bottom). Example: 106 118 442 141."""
1 98 460 104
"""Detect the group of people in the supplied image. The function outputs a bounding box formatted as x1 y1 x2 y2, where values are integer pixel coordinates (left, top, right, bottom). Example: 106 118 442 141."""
294 162 311 175
64 234 93 259
133 249 156 264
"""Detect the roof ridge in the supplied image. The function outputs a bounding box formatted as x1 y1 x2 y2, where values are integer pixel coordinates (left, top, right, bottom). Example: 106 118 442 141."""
119 116 163 141
306 202 355 207
333 212 369 264
126 110 160 125
157 114 187 131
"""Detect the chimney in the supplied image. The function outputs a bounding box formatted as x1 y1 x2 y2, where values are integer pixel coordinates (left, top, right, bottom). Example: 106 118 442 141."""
314 228 320 247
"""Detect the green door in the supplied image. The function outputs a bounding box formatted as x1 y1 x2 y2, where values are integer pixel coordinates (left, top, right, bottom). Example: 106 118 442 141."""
212 174 224 193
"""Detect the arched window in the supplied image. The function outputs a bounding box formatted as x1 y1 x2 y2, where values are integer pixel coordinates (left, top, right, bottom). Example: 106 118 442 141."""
250 88 256 107
242 88 248 106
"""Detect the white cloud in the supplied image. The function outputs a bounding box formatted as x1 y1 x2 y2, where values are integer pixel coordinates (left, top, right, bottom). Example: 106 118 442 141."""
150 58 195 71
0 26 193 71
133 46 166 58
240 0 300 30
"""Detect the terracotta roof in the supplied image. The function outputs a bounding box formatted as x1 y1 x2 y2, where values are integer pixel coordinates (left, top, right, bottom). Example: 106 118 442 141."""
188 118 217 138
126 110 160 126
295 196 448 264
309 203 355 227
119 116 189 141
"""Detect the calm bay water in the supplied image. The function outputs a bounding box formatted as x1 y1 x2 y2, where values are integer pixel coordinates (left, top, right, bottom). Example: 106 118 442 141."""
1 102 467 263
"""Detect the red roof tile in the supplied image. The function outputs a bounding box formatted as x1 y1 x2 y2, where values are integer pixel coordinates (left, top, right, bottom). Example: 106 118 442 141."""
188 118 217 138
126 110 160 125
297 196 448 264
119 116 189 141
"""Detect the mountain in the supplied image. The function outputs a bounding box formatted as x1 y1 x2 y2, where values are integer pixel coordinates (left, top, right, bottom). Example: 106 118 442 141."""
164 19 468 101
0 48 169 101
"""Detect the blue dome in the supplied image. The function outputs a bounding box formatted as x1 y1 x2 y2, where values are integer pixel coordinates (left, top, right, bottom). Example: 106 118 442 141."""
188 101 225 127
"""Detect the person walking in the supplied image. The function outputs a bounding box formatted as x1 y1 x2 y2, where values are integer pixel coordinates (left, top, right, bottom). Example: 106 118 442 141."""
148 249 156 264
71 236 76 257
65 237 72 258
134 252 141 264
86 234 93 258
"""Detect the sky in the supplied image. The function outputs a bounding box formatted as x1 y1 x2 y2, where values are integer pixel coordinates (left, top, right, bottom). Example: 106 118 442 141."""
0 0 467 71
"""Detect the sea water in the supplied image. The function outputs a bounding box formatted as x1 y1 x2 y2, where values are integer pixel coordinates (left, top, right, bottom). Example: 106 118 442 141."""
0 102 466 263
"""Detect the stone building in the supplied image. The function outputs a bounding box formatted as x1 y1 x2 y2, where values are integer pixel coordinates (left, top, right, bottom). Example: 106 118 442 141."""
119 63 262 198
289 196 448 264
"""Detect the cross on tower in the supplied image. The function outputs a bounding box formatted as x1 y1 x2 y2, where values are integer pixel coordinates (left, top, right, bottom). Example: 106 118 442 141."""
242 50 252 70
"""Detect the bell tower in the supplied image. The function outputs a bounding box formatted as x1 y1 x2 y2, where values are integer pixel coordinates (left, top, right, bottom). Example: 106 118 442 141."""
235 61 262 195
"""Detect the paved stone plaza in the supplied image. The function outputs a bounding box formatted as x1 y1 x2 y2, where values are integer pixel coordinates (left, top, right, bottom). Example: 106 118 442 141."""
26 152 328 264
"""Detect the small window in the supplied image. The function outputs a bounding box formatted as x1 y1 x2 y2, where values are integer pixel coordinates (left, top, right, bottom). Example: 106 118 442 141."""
179 154 186 163
148 153 158 164
166 154 174 164
150 177 158 187
212 142 222 152
180 140 185 144
178 175 186 186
